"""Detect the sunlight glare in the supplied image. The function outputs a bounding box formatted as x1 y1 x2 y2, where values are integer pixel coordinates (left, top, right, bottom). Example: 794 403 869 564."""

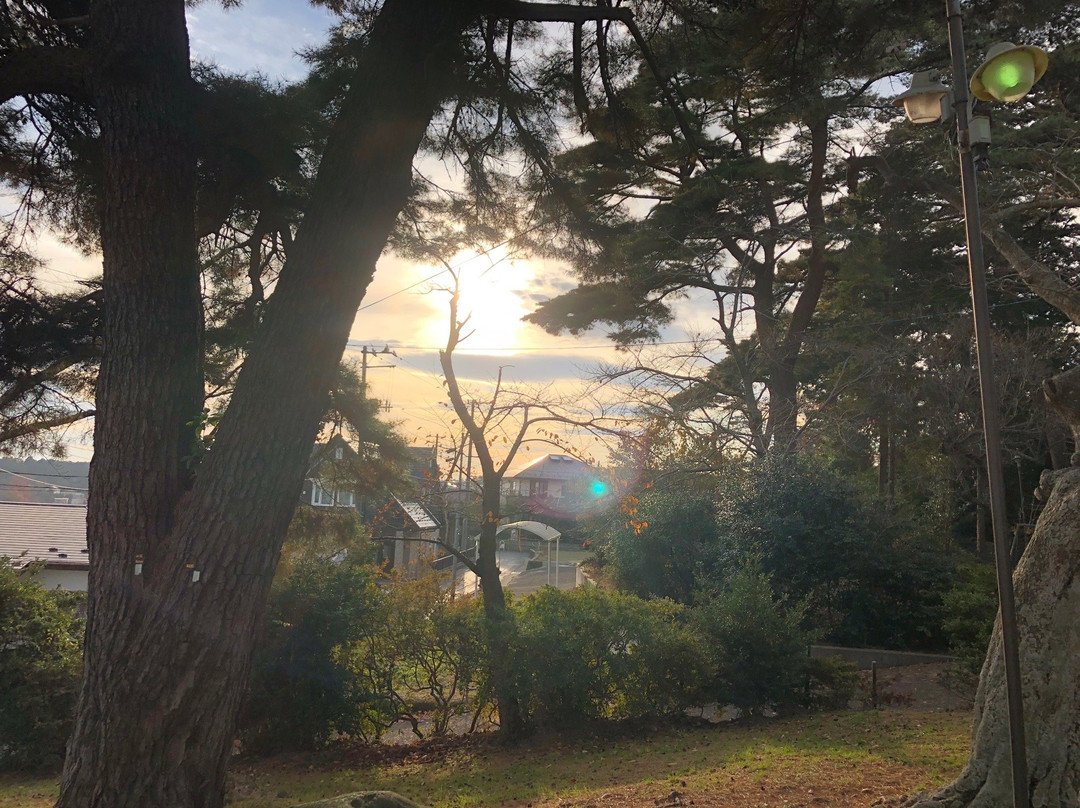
424 252 535 354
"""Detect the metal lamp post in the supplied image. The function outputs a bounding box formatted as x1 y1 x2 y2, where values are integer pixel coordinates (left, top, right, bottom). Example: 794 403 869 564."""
892 8 1049 808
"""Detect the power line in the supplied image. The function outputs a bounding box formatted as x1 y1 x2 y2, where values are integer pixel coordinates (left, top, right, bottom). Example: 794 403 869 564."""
0 467 88 491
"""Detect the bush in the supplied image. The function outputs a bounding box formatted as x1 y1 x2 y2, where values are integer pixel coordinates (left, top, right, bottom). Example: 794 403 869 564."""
942 560 997 675
352 573 490 738
511 586 706 728
0 563 84 771
804 656 859 709
712 456 951 650
691 561 810 714
242 552 385 752
589 485 719 604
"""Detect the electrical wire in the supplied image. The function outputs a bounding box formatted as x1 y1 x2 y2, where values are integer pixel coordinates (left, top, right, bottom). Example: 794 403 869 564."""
0 467 88 491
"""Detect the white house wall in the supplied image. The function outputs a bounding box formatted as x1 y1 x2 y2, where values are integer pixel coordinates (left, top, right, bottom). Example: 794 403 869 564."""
31 567 88 592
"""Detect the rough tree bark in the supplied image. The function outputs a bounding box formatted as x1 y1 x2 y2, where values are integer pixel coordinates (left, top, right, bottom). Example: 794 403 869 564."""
913 453 1080 807
54 2 477 806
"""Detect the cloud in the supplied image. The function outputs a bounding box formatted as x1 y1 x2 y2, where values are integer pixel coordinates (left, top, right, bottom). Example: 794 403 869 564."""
187 0 335 81
394 350 605 386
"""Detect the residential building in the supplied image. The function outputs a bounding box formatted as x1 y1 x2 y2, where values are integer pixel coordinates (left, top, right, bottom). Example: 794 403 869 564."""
503 453 606 520
0 501 89 591
302 436 442 573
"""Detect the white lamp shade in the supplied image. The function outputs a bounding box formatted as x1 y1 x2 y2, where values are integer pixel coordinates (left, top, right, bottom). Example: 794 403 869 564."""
893 71 951 124
903 91 948 124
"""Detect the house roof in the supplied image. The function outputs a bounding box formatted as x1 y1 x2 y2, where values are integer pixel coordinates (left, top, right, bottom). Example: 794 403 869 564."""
0 501 89 569
507 453 592 482
393 497 440 531
308 435 357 471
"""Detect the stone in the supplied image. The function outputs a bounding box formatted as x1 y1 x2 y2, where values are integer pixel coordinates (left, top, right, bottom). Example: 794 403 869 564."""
291 791 428 808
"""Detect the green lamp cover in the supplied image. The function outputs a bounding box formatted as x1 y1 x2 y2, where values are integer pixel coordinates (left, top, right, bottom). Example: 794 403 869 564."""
971 42 1049 102
981 50 1036 101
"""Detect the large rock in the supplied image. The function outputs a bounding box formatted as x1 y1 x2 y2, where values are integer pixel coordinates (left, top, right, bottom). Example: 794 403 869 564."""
291 791 428 808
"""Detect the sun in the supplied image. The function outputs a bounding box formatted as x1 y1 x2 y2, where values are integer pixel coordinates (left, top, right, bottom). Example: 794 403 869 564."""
424 254 535 354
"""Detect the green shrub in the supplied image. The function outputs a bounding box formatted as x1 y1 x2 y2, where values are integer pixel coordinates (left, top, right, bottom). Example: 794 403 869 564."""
691 561 810 714
0 564 84 771
511 586 707 728
242 552 386 752
594 487 719 604
353 573 490 738
804 656 859 709
942 560 997 675
712 456 951 650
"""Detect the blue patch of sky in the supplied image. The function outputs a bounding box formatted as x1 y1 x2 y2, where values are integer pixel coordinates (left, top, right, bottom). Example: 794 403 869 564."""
187 0 335 80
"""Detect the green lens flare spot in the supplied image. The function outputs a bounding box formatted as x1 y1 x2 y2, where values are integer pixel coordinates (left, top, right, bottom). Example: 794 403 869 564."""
983 51 1035 101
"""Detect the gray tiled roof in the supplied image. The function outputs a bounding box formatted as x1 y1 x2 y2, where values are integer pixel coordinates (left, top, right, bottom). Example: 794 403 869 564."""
507 453 591 481
394 498 440 531
0 501 89 569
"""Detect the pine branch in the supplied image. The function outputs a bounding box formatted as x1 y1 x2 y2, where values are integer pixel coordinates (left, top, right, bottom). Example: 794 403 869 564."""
0 45 91 104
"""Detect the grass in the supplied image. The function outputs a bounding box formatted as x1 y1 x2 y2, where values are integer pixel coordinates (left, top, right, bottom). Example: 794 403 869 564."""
0 710 970 808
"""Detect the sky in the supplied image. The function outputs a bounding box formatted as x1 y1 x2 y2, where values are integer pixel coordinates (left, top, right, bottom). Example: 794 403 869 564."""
30 1 723 465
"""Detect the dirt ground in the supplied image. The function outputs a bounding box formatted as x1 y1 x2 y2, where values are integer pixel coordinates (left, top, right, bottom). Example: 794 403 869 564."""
215 665 976 808
515 665 974 808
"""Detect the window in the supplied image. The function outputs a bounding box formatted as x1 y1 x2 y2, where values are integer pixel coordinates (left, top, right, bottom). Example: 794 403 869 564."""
313 482 355 507
312 482 334 506
334 446 344 460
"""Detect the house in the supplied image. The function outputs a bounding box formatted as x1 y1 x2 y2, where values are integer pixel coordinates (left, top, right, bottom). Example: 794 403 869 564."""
302 436 442 573
503 453 606 520
371 496 441 576
0 458 89 505
0 501 89 591
404 445 439 491
301 435 359 508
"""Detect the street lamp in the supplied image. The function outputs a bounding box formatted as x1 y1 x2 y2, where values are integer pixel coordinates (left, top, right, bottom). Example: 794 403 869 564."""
893 8 1048 808
971 42 1049 103
893 71 951 124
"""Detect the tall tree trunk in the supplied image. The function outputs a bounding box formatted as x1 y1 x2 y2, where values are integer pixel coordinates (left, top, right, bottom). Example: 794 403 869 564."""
476 485 527 737
58 3 476 807
914 368 1080 808
439 325 528 736
769 110 829 453
878 418 891 499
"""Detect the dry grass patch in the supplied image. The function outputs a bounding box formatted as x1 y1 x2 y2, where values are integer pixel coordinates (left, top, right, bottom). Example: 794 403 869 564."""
0 710 969 808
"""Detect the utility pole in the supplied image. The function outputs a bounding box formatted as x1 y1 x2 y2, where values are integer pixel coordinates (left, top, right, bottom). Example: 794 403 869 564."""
358 344 398 390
